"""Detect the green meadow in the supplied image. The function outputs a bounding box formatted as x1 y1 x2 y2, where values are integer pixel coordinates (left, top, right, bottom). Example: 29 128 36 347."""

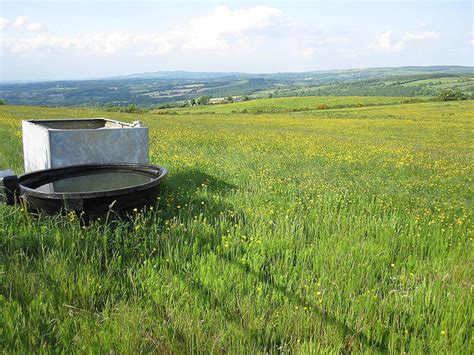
0 98 472 353
168 96 430 114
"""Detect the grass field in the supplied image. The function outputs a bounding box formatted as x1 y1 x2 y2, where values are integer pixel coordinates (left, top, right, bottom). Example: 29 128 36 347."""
0 98 473 353
400 77 474 88
167 96 430 115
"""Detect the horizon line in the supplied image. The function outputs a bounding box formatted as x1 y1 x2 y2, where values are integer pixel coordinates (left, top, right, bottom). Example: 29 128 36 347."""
1 64 473 84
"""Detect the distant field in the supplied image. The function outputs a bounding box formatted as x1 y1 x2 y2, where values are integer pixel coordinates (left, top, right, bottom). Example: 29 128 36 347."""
169 96 430 114
400 77 474 88
0 98 473 353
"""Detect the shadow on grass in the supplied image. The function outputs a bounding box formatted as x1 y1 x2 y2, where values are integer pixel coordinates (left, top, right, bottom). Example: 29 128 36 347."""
219 253 388 352
164 168 236 194
157 168 237 221
158 169 388 352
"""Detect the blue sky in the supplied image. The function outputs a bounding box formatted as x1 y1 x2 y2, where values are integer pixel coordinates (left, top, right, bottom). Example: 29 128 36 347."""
1 0 472 81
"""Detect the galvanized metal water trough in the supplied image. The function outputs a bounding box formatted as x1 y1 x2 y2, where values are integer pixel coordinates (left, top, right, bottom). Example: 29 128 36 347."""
22 118 149 173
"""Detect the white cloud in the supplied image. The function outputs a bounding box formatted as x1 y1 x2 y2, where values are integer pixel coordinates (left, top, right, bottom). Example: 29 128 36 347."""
10 33 134 55
469 31 474 45
318 37 349 46
4 6 282 56
13 16 28 28
181 6 281 51
2 16 44 32
0 17 10 29
372 31 404 53
372 29 440 53
143 5 281 54
26 22 43 32
300 47 315 58
404 31 439 40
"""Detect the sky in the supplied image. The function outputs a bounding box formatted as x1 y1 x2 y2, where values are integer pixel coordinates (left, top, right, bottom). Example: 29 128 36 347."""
0 0 473 81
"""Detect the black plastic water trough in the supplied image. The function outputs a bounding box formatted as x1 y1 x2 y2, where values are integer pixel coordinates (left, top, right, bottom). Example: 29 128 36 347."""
17 164 167 217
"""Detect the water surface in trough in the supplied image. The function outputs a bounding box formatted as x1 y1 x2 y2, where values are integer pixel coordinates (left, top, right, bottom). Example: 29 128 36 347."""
35 171 154 193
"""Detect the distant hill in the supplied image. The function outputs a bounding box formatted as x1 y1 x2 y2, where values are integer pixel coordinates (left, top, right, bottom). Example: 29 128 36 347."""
109 70 243 80
108 66 473 80
0 66 472 107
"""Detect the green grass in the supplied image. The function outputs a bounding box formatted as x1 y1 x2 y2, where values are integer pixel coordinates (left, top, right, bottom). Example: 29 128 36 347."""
168 96 430 114
0 98 473 353
400 77 474 87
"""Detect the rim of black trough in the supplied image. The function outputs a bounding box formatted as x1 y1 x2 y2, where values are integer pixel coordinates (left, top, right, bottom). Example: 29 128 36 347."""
18 163 168 216
19 164 167 198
